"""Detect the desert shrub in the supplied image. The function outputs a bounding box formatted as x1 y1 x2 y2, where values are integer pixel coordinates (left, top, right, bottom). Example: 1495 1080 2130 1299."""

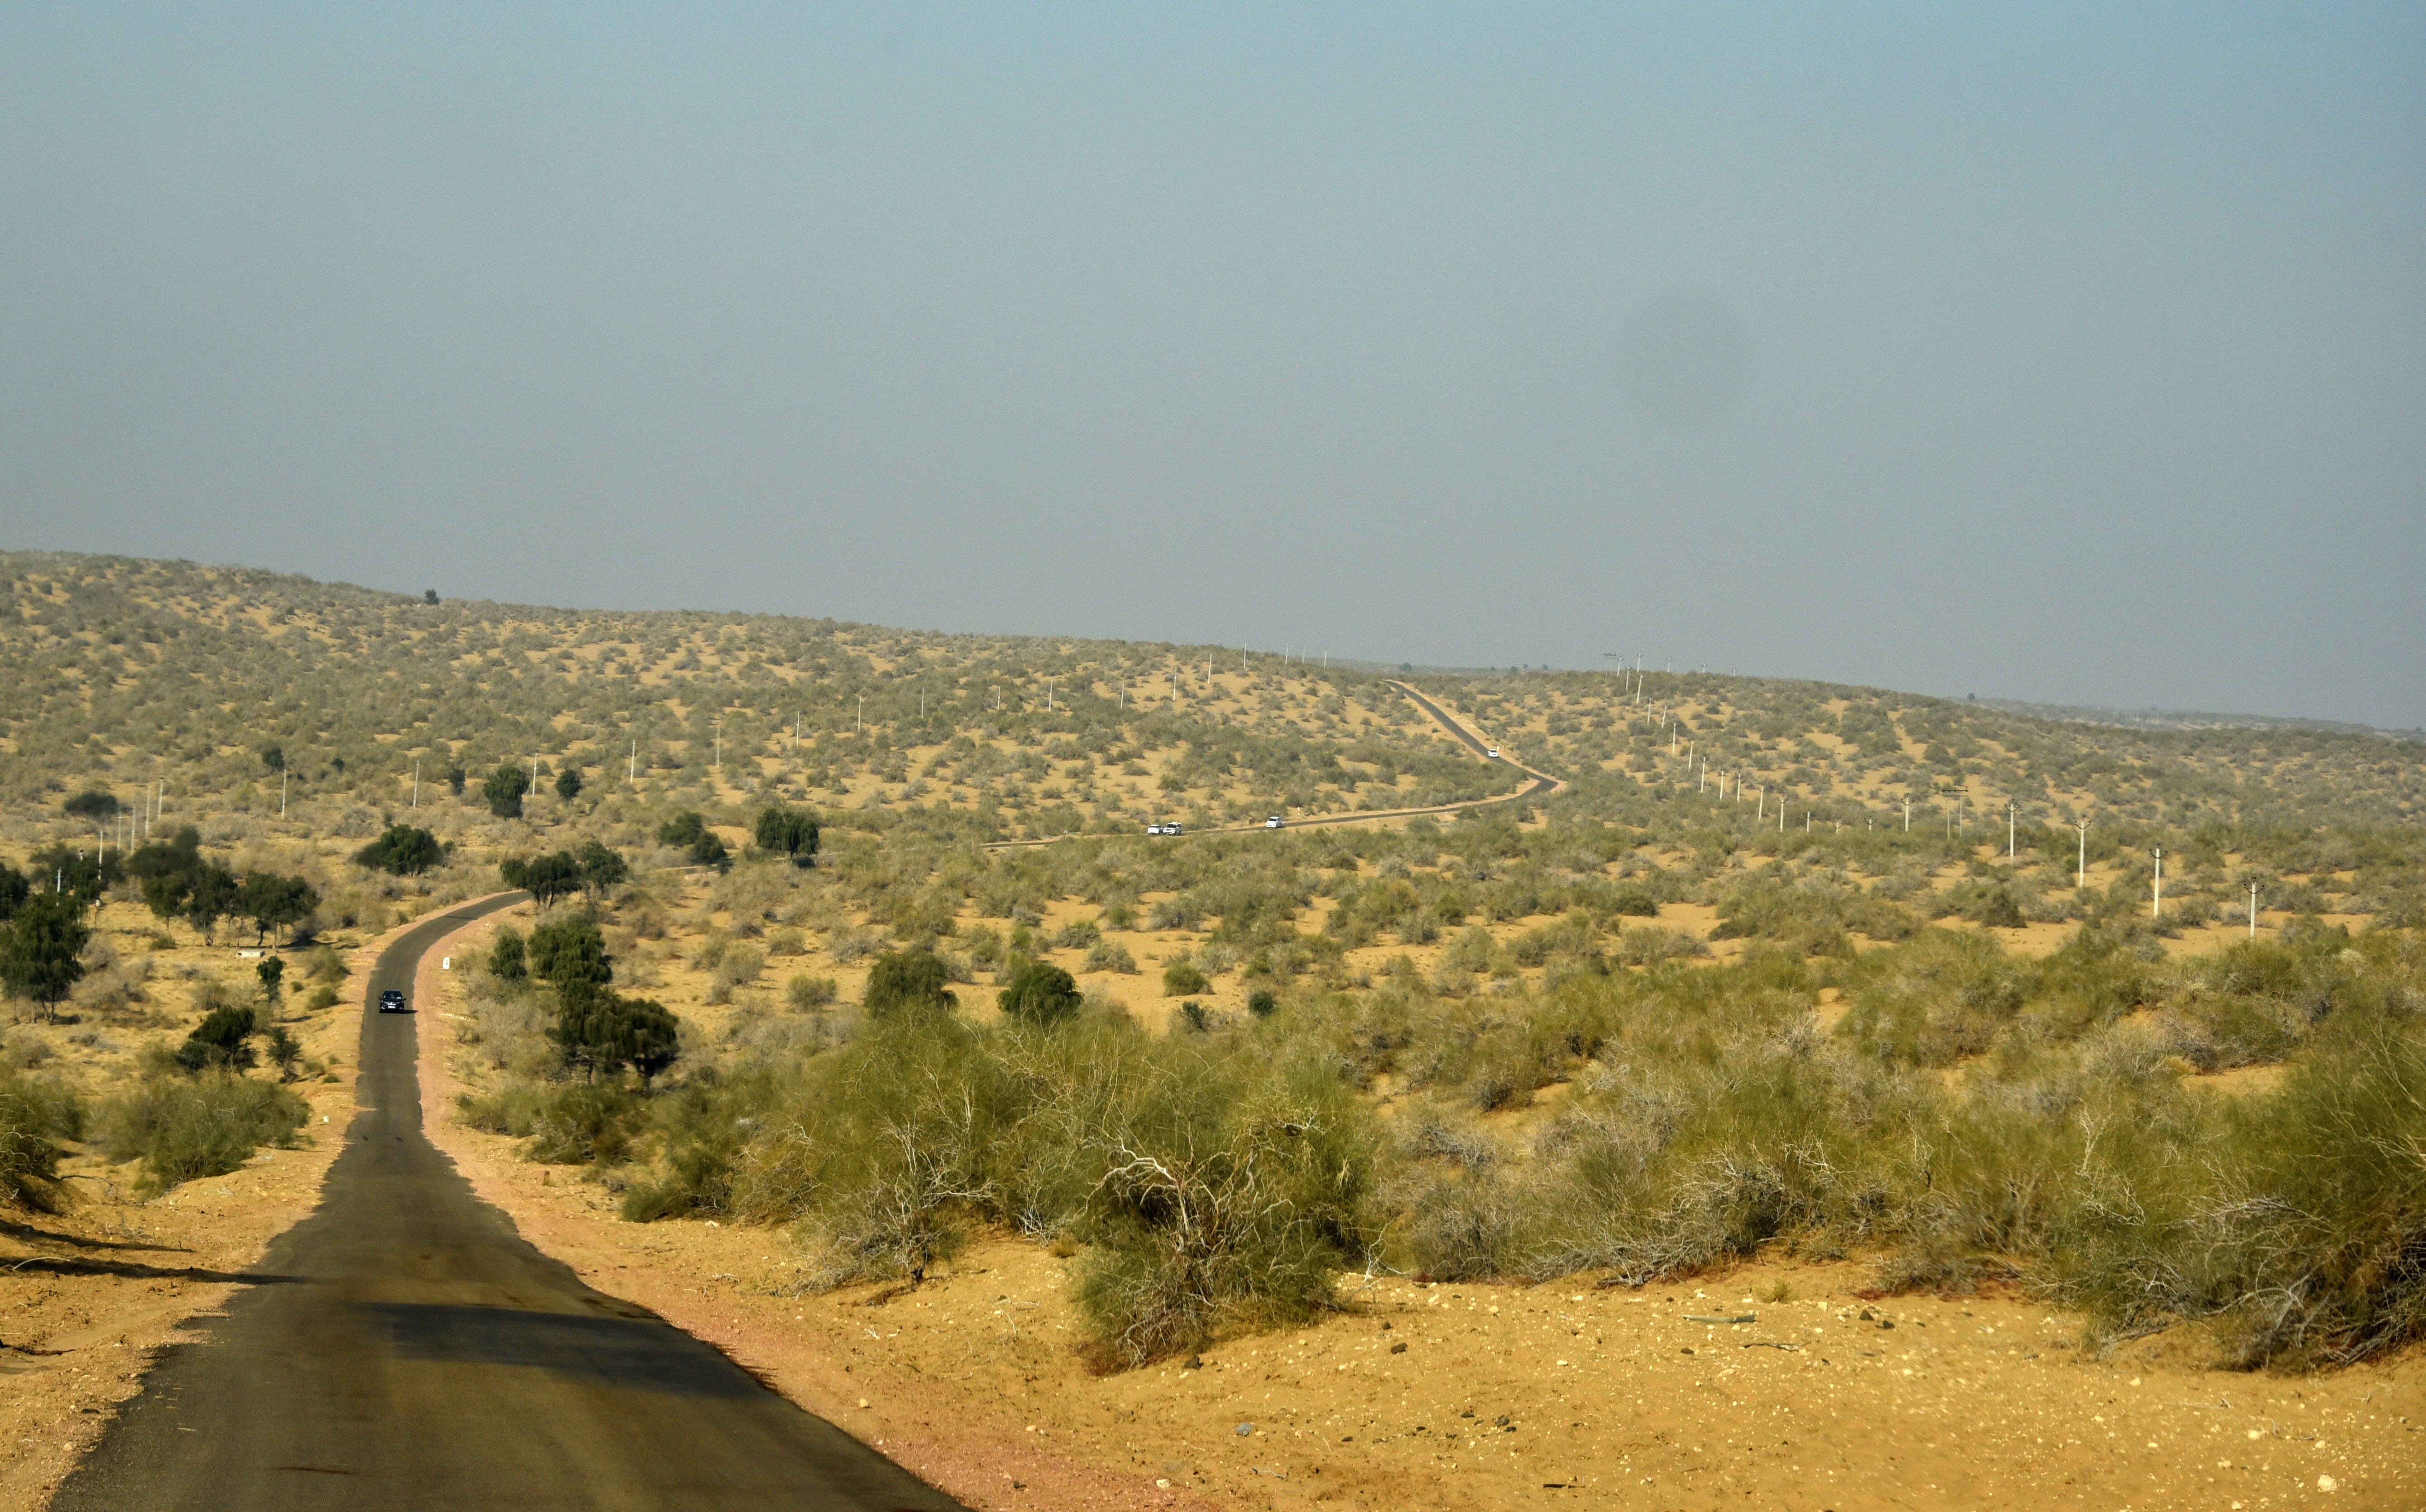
786 974 838 1011
2048 1009 2426 1367
863 948 956 1019
1051 918 1101 950
1838 928 2028 1065
619 1071 779 1220
460 1080 642 1165
1081 938 1138 974
175 1003 259 1072
998 961 1082 1026
1072 1055 1377 1367
0 1073 83 1212
98 1072 308 1192
1161 960 1210 997
355 824 444 876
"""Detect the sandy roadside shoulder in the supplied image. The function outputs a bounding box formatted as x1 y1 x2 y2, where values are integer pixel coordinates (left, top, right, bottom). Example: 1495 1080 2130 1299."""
412 907 1205 1512
0 901 504 1512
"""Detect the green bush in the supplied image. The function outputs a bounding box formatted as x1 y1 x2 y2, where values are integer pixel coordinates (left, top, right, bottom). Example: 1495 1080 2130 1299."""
99 1072 309 1192
460 1080 643 1165
355 824 444 876
998 961 1082 1026
864 949 956 1019
1161 960 1211 997
1081 938 1138 974
786 973 838 1011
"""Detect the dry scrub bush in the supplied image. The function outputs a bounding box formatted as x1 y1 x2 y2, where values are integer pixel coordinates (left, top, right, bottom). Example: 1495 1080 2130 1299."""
98 1071 307 1193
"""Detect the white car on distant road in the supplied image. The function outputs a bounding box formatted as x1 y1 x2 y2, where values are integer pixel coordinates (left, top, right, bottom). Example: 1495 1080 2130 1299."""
1486 747 1500 759
1265 815 1283 829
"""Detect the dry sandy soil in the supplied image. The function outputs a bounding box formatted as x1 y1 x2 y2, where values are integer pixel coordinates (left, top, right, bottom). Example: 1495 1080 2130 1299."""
413 910 2425 1512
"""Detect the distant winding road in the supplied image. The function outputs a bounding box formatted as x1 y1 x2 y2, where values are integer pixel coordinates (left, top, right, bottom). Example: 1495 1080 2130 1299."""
987 679 1562 849
54 894 964 1512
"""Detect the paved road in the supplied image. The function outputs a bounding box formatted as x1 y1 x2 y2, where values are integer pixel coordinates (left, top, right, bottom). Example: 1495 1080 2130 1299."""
54 894 964 1512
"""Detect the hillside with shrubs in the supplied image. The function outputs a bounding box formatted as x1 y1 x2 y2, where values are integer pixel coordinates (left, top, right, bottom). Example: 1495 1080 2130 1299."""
2 549 2422 1376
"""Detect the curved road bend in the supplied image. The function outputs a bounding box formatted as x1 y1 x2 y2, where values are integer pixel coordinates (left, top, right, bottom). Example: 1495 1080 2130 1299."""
983 679 1560 850
55 893 966 1512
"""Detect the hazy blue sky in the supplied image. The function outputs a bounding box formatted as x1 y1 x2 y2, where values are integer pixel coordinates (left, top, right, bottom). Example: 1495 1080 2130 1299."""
5 5 2421 725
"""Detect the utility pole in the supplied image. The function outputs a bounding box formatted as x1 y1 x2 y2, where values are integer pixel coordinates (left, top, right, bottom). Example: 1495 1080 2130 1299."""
630 738 636 783
2249 882 2259 939
2076 820 2089 889
413 759 420 808
857 696 863 735
2152 847 2163 919
2008 802 2016 859
713 719 721 772
1903 800 1910 832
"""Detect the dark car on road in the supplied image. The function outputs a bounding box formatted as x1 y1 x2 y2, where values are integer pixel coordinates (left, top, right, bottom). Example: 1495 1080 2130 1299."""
378 989 406 1013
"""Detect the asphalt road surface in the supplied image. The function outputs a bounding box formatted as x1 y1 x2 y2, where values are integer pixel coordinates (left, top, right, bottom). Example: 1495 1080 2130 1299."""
54 894 965 1512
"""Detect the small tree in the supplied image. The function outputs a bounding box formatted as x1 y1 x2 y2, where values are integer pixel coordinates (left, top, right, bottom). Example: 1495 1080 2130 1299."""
500 852 582 909
423 588 439 605
554 767 583 801
260 745 285 773
997 961 1082 1026
63 790 120 823
488 928 528 981
528 912 612 991
575 840 628 900
0 893 89 1023
445 764 468 796
265 1026 303 1081
483 764 531 820
176 1003 259 1071
257 955 285 1008
0 863 29 925
237 873 319 946
355 824 443 876
551 983 680 1084
184 863 240 943
754 806 820 868
864 948 956 1020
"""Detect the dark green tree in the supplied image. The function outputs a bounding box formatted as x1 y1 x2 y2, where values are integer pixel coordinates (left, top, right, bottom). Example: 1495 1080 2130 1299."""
63 790 120 823
355 824 444 876
236 873 319 946
500 852 583 908
657 811 707 847
265 1026 302 1081
864 948 956 1019
753 806 820 868
260 745 285 773
997 961 1081 1026
550 987 680 1084
184 863 240 943
0 892 89 1022
488 928 528 981
554 767 583 801
528 912 612 991
423 588 439 605
575 840 628 899
28 845 122 905
0 863 29 925
257 955 285 1006
445 763 468 796
483 764 531 820
175 1003 258 1071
